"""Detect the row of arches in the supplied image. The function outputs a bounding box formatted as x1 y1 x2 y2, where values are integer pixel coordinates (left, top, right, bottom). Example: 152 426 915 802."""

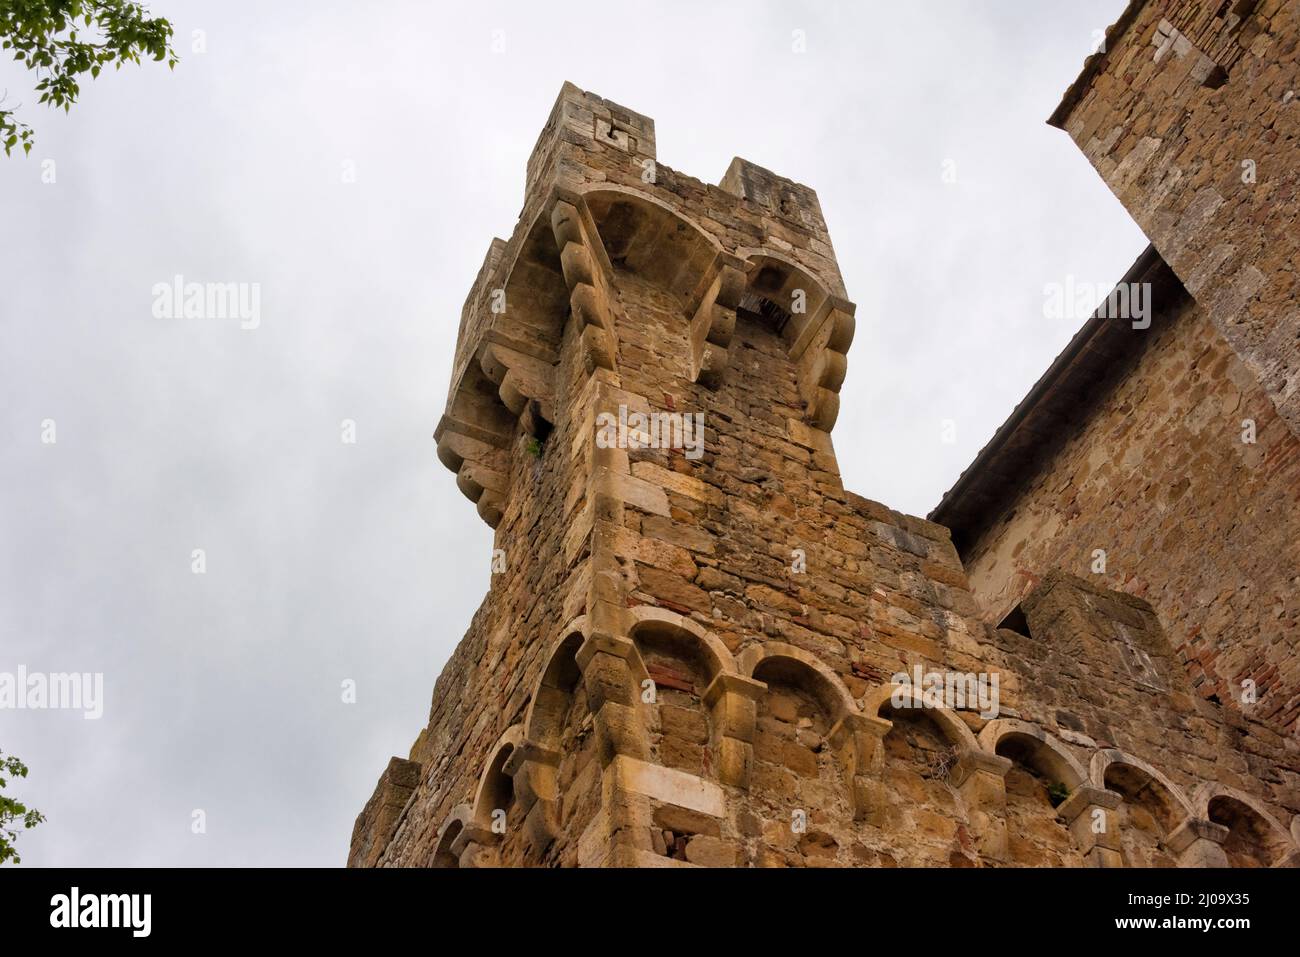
428 607 1299 868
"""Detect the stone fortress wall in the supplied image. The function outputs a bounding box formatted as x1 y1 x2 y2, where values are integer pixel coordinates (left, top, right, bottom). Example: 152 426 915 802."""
944 0 1300 737
350 2 1300 869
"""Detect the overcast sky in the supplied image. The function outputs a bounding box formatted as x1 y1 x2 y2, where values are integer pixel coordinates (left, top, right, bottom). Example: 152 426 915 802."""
0 0 1144 866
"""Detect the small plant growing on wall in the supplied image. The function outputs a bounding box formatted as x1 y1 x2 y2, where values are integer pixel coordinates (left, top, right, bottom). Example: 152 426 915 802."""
1047 781 1070 807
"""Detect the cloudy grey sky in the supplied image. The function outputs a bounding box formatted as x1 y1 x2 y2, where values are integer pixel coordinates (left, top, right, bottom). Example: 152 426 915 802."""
0 0 1144 866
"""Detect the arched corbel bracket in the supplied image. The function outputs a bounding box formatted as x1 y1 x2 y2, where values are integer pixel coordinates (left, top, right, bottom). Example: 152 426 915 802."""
702 672 766 787
790 295 856 432
550 192 621 375
434 414 511 528
686 253 746 387
1056 785 1123 867
479 342 556 422
829 712 893 823
502 740 562 852
950 748 1012 862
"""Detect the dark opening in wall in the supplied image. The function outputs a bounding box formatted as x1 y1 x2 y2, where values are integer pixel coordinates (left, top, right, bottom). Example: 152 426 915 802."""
529 400 553 443
737 292 792 334
998 603 1030 637
1202 64 1229 89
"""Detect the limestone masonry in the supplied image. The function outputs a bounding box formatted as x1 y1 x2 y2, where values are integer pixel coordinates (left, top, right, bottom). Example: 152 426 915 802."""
351 0 1300 868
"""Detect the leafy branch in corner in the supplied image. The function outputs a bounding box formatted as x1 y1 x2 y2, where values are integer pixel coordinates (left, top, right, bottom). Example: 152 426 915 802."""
0 0 178 156
0 749 46 865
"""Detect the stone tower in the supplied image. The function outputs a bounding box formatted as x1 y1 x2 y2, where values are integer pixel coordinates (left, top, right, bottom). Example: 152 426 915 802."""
350 80 1300 868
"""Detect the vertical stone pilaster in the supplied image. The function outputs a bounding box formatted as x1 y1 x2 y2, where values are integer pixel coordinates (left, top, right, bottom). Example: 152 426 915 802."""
951 749 1012 862
702 672 766 788
504 742 562 853
1057 785 1124 867
829 712 893 823
550 196 618 375
575 630 651 865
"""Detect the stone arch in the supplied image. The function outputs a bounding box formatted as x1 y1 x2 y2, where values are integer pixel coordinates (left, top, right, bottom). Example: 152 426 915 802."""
860 681 979 752
978 719 1088 866
733 642 864 862
582 185 723 302
858 681 984 865
523 617 588 751
495 201 571 357
516 616 603 864
734 248 854 431
735 245 844 299
737 641 858 726
1091 749 1193 866
978 719 1087 791
432 803 473 868
626 607 735 781
737 250 835 328
433 201 577 529
476 203 572 432
472 724 525 830
629 606 736 682
1090 749 1193 821
1192 784 1295 867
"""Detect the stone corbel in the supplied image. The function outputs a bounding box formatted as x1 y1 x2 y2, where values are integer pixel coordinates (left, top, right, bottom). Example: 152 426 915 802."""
503 740 559 812
1056 785 1124 867
829 712 893 823
687 253 746 387
434 415 511 528
576 630 650 766
790 296 855 432
478 342 556 424
702 672 767 787
550 196 619 374
950 749 1013 861
451 821 501 868
503 740 563 851
1168 817 1231 868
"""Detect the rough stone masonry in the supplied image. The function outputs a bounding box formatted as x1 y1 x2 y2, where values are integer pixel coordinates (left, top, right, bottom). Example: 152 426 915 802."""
936 0 1300 737
351 1 1300 868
